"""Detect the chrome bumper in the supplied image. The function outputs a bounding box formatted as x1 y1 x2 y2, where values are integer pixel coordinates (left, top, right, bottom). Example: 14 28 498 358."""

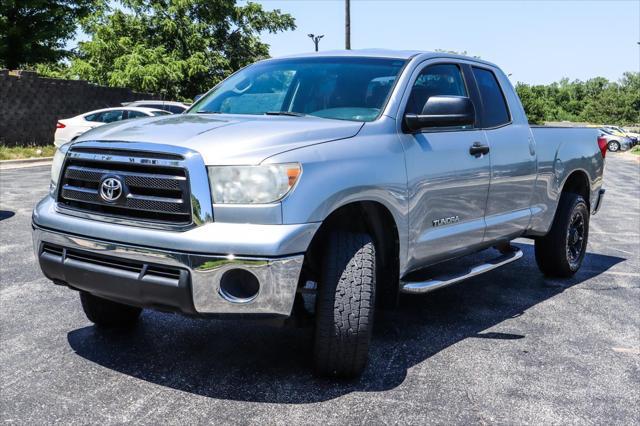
32 225 304 317
33 196 319 256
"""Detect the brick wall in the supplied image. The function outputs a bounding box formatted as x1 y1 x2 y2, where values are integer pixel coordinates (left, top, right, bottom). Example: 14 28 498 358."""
0 70 158 146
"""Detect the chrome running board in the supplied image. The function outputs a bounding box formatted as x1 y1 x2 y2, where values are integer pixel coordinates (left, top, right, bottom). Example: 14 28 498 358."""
400 248 523 294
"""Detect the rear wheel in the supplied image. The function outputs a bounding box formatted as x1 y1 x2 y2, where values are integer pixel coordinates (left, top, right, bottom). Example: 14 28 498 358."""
608 141 620 152
313 231 376 378
535 193 589 278
80 292 142 328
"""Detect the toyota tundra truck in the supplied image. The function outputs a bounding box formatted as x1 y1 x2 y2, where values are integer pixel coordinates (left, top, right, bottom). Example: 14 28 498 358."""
32 50 607 378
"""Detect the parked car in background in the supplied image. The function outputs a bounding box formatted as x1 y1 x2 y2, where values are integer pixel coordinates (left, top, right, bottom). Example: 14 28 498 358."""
598 128 633 152
123 100 190 114
54 107 171 147
603 125 639 144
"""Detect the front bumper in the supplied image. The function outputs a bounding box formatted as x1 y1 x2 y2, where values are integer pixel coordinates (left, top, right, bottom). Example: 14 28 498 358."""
31 193 317 317
33 225 305 317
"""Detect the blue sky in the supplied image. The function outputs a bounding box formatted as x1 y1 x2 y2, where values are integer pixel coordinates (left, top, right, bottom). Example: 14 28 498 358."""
252 0 640 85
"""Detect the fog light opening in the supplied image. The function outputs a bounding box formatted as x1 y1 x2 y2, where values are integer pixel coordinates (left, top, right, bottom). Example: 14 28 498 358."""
219 269 260 303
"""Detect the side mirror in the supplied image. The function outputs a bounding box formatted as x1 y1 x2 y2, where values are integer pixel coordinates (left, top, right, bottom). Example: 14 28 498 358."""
404 96 475 132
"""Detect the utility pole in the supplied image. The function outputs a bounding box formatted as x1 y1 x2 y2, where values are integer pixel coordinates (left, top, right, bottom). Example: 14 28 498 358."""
345 0 351 49
308 34 324 52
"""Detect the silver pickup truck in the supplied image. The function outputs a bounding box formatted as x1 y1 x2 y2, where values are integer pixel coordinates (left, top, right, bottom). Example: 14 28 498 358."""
33 50 607 378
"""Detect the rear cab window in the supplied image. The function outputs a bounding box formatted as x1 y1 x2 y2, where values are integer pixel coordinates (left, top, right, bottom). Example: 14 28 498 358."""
472 67 511 128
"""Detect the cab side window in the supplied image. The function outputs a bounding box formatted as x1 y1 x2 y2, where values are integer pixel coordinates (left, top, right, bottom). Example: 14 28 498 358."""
406 64 467 115
472 67 510 127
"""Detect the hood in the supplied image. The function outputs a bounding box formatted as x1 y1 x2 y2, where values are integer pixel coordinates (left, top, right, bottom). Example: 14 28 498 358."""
75 114 364 164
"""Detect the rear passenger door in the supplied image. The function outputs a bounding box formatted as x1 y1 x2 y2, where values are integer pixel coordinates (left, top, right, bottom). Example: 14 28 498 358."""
398 61 491 271
471 67 537 241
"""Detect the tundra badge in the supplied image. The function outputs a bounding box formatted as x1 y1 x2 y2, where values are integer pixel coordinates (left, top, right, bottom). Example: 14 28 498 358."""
433 216 460 227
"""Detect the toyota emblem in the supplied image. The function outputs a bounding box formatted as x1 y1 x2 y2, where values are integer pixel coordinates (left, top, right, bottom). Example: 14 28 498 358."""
100 177 123 202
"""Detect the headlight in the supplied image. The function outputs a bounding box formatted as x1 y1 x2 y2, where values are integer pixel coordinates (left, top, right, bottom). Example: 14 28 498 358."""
207 163 301 204
50 144 70 195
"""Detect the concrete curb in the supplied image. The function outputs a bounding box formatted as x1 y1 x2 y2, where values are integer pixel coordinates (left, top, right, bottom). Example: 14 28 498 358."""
0 157 53 170
0 156 54 165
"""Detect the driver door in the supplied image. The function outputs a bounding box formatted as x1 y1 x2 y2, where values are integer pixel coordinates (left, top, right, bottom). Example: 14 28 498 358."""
397 62 490 272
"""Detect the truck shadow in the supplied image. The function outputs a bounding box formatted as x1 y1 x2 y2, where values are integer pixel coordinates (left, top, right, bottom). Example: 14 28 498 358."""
67 243 625 404
0 210 15 221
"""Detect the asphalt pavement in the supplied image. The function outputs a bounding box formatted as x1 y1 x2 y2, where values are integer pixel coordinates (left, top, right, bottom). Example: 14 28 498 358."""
1 153 638 424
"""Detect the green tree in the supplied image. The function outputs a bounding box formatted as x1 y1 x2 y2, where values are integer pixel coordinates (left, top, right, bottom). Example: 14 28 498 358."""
515 83 547 124
56 0 295 100
0 0 102 69
584 72 640 124
516 73 640 126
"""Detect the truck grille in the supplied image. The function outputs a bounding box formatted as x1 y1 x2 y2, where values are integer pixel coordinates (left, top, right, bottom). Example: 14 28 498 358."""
57 148 192 224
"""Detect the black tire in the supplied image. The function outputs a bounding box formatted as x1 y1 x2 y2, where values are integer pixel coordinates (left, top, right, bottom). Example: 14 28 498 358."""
313 231 376 378
80 292 142 328
535 192 589 278
608 141 620 152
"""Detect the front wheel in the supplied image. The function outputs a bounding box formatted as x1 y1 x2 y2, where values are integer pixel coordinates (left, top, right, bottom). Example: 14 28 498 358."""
535 193 589 278
313 231 376 378
608 141 620 152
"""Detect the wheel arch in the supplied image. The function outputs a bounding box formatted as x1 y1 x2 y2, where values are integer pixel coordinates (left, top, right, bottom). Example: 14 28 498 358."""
302 200 401 307
538 169 591 238
560 169 591 207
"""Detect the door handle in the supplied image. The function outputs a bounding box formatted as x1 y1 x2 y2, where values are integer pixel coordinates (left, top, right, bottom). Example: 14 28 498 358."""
469 142 490 157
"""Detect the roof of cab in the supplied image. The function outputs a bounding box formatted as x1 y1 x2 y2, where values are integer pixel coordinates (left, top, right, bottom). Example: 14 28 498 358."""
272 49 498 67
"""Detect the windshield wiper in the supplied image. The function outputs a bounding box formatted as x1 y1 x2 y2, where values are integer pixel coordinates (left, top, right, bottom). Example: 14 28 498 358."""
196 110 222 114
264 111 306 117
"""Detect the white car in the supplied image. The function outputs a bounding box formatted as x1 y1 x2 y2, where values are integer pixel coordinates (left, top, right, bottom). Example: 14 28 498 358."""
54 107 171 147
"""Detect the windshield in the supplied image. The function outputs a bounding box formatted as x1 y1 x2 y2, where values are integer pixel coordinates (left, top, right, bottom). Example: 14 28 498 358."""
190 57 407 122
